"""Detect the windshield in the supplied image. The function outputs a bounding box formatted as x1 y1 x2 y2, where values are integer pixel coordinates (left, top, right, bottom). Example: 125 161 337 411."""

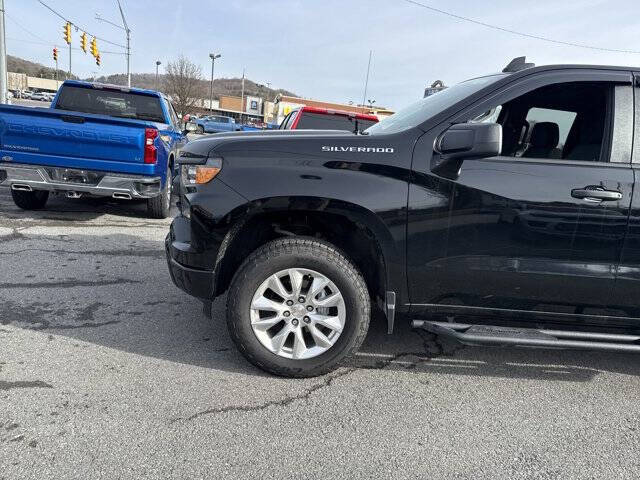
55 85 166 123
365 74 507 135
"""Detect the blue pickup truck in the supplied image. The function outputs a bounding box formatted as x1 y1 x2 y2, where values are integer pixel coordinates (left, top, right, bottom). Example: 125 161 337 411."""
0 80 190 218
194 114 240 134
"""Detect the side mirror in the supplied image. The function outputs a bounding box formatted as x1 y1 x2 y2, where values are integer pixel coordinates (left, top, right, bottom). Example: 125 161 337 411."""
432 122 502 178
182 122 197 135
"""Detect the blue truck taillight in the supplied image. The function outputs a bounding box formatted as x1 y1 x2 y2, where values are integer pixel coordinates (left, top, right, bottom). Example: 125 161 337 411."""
144 128 158 164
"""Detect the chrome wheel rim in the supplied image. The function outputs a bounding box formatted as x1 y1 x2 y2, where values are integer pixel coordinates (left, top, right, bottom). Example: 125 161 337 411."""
166 170 172 205
250 268 346 359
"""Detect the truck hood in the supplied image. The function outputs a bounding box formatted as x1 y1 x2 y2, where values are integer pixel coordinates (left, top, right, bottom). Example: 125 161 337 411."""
180 129 356 160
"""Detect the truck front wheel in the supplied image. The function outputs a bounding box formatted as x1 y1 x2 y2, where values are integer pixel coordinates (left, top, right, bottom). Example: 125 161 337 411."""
227 238 370 377
11 189 49 210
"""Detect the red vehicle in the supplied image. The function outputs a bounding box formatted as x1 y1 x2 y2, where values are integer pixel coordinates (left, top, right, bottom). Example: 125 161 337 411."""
279 106 378 133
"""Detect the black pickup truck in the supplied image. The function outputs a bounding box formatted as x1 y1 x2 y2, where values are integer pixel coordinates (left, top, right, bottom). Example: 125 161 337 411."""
166 57 640 377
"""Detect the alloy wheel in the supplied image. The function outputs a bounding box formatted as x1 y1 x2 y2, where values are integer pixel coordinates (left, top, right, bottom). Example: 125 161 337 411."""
249 268 346 359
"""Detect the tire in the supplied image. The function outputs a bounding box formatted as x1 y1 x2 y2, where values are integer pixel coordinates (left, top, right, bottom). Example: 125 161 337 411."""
11 189 49 210
227 238 370 377
146 165 172 219
197 125 204 134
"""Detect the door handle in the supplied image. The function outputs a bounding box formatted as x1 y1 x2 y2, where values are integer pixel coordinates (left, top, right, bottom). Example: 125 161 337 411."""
571 186 622 201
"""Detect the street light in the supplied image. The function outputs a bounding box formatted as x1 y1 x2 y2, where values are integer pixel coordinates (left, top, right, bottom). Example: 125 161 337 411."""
155 60 161 91
209 53 221 112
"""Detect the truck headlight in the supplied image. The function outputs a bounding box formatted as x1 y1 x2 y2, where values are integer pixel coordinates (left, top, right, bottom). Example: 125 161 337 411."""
181 157 222 185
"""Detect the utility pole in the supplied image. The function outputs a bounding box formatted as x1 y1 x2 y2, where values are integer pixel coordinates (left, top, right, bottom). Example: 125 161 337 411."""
155 60 161 90
240 68 245 123
117 0 131 87
96 2 131 87
0 0 7 104
68 42 71 78
209 53 221 112
361 50 372 111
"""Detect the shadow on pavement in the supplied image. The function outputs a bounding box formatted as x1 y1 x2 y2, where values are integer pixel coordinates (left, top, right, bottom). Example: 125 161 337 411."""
2 227 640 383
0 190 175 221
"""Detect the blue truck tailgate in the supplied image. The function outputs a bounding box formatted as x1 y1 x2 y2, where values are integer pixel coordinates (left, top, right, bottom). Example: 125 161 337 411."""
0 105 156 175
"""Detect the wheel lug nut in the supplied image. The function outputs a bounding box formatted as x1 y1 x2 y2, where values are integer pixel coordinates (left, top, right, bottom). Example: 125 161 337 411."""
306 305 313 312
303 316 311 324
291 318 299 326
283 311 290 317
298 296 305 303
286 300 294 306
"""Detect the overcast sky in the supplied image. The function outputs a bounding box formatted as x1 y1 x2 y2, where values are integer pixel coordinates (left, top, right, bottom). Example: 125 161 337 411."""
6 0 640 110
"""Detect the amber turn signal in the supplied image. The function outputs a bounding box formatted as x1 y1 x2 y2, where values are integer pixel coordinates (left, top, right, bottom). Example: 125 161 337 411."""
195 166 221 184
181 156 223 186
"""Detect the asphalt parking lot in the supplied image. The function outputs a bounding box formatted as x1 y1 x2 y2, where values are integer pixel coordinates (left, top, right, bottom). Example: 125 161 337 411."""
2 191 640 479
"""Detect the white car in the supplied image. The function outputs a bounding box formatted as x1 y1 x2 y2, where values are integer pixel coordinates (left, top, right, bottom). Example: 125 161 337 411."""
31 92 49 101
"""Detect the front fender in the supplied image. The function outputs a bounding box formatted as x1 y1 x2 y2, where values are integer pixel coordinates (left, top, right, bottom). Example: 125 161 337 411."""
212 195 407 308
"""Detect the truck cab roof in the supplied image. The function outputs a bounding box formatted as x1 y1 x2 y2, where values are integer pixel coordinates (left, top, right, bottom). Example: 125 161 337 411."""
496 61 640 79
61 80 165 98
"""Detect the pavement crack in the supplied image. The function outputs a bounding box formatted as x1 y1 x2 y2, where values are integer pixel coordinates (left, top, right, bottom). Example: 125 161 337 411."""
176 367 356 423
0 248 164 258
0 278 141 289
0 215 169 229
353 329 460 371
76 302 105 322
52 320 121 330
174 331 459 423
0 380 53 391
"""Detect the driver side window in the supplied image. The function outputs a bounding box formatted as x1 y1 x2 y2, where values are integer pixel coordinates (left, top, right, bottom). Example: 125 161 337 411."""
467 82 614 163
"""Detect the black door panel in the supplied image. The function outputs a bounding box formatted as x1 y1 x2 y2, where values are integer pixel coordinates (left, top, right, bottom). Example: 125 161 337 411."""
408 156 633 312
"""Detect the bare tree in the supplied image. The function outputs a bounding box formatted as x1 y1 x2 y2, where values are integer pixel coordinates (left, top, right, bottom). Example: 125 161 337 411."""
164 55 204 117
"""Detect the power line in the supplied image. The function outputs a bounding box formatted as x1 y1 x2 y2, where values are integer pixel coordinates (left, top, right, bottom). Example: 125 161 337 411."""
6 13 49 44
5 13 126 54
37 0 126 49
402 0 640 55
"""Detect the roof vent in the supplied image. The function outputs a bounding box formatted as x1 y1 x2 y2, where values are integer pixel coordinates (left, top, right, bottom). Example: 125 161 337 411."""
502 56 535 73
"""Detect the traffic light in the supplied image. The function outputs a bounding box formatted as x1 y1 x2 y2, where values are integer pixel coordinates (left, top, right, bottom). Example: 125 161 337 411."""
95 54 101 67
52 47 58 61
90 37 98 58
63 22 71 45
80 33 87 53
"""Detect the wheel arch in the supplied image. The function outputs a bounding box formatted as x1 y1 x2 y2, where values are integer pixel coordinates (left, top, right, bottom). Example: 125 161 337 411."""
212 196 404 326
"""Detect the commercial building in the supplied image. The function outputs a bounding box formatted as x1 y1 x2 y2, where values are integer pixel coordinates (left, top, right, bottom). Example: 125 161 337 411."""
8 72 60 93
193 94 265 123
193 92 394 127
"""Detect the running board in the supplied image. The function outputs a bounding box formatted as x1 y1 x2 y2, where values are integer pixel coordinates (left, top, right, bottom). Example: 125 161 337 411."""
412 320 640 353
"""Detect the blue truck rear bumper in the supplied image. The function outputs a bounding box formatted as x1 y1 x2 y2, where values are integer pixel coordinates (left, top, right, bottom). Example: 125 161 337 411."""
0 162 162 199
